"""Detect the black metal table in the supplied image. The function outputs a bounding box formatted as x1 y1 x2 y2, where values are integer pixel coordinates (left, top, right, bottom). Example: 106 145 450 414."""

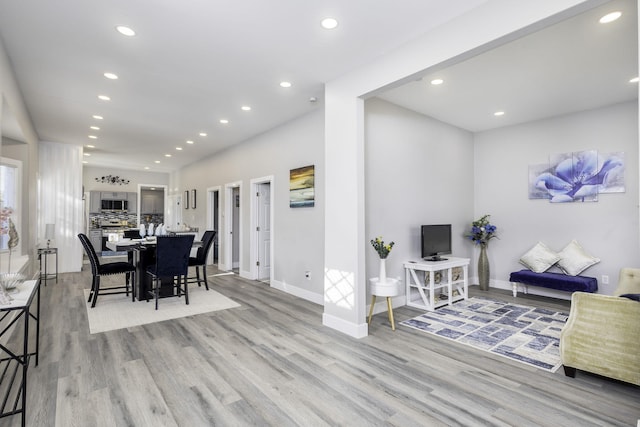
37 247 58 285
0 279 41 427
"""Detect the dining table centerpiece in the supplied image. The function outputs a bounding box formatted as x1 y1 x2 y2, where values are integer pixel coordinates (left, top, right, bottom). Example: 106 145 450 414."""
370 236 395 284
466 214 497 291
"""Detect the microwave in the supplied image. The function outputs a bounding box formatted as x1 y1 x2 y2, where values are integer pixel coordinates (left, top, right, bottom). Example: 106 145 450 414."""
101 199 128 211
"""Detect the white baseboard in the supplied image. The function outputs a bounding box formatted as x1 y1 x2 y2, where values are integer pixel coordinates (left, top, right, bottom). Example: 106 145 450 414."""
322 312 368 338
270 279 323 305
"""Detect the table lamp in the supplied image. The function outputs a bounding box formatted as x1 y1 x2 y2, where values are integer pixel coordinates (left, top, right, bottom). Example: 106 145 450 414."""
45 223 55 249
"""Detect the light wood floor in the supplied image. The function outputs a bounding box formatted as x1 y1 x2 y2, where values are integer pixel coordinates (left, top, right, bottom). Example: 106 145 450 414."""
5 266 640 426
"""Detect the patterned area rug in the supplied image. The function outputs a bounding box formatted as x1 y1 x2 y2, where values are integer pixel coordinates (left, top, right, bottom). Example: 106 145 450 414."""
400 297 569 372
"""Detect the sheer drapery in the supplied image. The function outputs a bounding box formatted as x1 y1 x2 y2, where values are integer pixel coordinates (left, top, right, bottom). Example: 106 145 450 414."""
39 141 83 273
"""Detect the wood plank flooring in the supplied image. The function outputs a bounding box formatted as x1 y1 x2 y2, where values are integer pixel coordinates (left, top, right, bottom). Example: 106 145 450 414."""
5 265 639 426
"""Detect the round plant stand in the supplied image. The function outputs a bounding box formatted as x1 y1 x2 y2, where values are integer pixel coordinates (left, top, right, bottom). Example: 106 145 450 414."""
368 277 400 330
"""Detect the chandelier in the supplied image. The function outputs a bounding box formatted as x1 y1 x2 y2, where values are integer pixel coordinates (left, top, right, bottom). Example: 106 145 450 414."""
95 175 130 185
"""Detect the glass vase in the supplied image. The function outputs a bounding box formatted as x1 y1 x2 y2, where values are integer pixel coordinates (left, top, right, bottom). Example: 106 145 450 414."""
478 244 490 291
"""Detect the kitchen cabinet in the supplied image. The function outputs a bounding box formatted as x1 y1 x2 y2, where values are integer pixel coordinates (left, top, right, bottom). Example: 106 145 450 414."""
127 192 138 214
101 191 128 200
141 191 164 214
89 191 101 213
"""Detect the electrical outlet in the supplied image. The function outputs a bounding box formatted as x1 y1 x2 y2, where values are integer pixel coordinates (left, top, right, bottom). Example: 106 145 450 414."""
601 275 609 285
305 271 311 280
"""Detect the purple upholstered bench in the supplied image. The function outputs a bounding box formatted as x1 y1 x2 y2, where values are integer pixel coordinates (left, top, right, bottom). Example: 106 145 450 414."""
509 269 598 297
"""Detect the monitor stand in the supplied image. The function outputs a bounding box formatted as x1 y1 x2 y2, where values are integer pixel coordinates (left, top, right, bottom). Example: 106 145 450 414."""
426 256 448 261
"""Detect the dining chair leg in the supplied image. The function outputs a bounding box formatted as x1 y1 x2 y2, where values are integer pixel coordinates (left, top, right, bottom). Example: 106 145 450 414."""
88 276 95 303
184 275 189 305
202 265 209 290
91 276 100 308
155 277 159 310
196 267 202 287
131 272 136 302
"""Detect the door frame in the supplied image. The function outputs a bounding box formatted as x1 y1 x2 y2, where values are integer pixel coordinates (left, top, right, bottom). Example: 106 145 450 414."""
206 185 221 267
223 181 242 273
250 175 274 281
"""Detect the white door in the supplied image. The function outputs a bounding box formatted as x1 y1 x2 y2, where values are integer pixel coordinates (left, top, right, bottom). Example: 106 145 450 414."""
257 183 271 280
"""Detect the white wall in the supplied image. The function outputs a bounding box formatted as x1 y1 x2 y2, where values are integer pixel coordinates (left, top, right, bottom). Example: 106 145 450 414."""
83 165 169 193
365 98 475 289
178 110 325 299
474 101 639 295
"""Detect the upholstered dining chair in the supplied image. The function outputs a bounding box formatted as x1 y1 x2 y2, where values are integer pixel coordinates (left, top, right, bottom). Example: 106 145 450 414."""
188 230 217 290
146 234 195 310
78 233 136 308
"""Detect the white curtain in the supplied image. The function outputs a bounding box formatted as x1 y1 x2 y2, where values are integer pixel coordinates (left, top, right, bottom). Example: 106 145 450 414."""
39 142 83 272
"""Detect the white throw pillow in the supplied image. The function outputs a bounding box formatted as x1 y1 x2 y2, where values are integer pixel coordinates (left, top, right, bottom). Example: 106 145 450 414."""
557 240 600 276
519 242 560 273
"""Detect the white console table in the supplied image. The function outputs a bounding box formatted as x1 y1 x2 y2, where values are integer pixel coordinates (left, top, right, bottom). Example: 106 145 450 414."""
404 257 470 311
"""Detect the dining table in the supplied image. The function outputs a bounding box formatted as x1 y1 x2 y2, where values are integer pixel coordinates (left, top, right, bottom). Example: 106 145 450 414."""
105 237 202 301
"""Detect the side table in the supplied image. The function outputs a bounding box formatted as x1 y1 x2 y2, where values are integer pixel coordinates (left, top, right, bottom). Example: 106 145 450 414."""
368 277 400 330
37 247 58 286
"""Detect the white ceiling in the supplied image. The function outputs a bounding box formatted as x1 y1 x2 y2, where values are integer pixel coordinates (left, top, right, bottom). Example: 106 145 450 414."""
377 0 638 132
0 0 637 172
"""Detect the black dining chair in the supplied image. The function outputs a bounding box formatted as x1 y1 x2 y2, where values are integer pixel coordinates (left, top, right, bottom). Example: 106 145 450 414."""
146 234 195 310
187 230 217 290
78 233 136 308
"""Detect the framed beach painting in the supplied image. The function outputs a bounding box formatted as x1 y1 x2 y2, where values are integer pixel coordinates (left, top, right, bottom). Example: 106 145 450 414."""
290 165 315 208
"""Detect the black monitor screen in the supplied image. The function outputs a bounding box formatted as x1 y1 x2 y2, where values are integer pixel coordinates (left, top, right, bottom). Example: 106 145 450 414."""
421 224 452 261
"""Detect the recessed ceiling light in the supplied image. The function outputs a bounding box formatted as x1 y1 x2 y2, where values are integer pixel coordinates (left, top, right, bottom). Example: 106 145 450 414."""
92 115 103 120
86 144 95 148
164 154 172 157
176 147 183 151
88 135 97 139
199 132 207 137
241 106 251 111
430 78 444 85
83 153 91 157
83 160 89 164
280 81 292 88
154 160 160 164
219 119 229 124
321 17 338 29
494 111 505 116
186 140 194 144
116 26 136 36
98 95 111 101
629 77 639 83
103 72 118 80
90 126 100 130
144 166 150 170
599 11 622 24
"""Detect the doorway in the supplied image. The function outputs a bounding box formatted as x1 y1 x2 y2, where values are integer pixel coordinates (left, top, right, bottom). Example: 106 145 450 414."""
251 176 273 282
223 181 242 273
207 186 221 266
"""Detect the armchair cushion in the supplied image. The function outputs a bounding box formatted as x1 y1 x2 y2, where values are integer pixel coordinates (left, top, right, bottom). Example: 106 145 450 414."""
614 267 640 296
620 293 640 301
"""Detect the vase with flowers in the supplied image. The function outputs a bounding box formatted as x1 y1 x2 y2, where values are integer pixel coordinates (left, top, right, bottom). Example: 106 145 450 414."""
370 236 394 283
466 214 498 291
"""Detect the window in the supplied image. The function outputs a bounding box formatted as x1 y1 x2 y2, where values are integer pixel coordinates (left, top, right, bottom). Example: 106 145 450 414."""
0 157 21 253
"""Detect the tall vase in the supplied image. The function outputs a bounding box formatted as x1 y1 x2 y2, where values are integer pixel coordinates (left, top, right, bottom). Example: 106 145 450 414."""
478 244 490 291
379 258 387 284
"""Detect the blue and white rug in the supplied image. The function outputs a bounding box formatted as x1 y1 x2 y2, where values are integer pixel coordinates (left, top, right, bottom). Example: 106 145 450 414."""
400 297 569 372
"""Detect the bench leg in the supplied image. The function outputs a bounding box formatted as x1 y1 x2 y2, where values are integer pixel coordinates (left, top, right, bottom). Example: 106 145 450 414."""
512 282 518 297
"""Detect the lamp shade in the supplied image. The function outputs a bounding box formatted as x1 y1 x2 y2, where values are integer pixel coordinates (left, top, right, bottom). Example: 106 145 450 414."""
45 223 55 240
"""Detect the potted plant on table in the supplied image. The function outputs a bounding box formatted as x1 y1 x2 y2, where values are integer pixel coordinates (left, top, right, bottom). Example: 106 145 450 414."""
370 236 394 284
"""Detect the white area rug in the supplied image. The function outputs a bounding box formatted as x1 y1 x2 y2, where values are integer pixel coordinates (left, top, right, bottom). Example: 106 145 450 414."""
401 297 569 372
84 284 240 334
